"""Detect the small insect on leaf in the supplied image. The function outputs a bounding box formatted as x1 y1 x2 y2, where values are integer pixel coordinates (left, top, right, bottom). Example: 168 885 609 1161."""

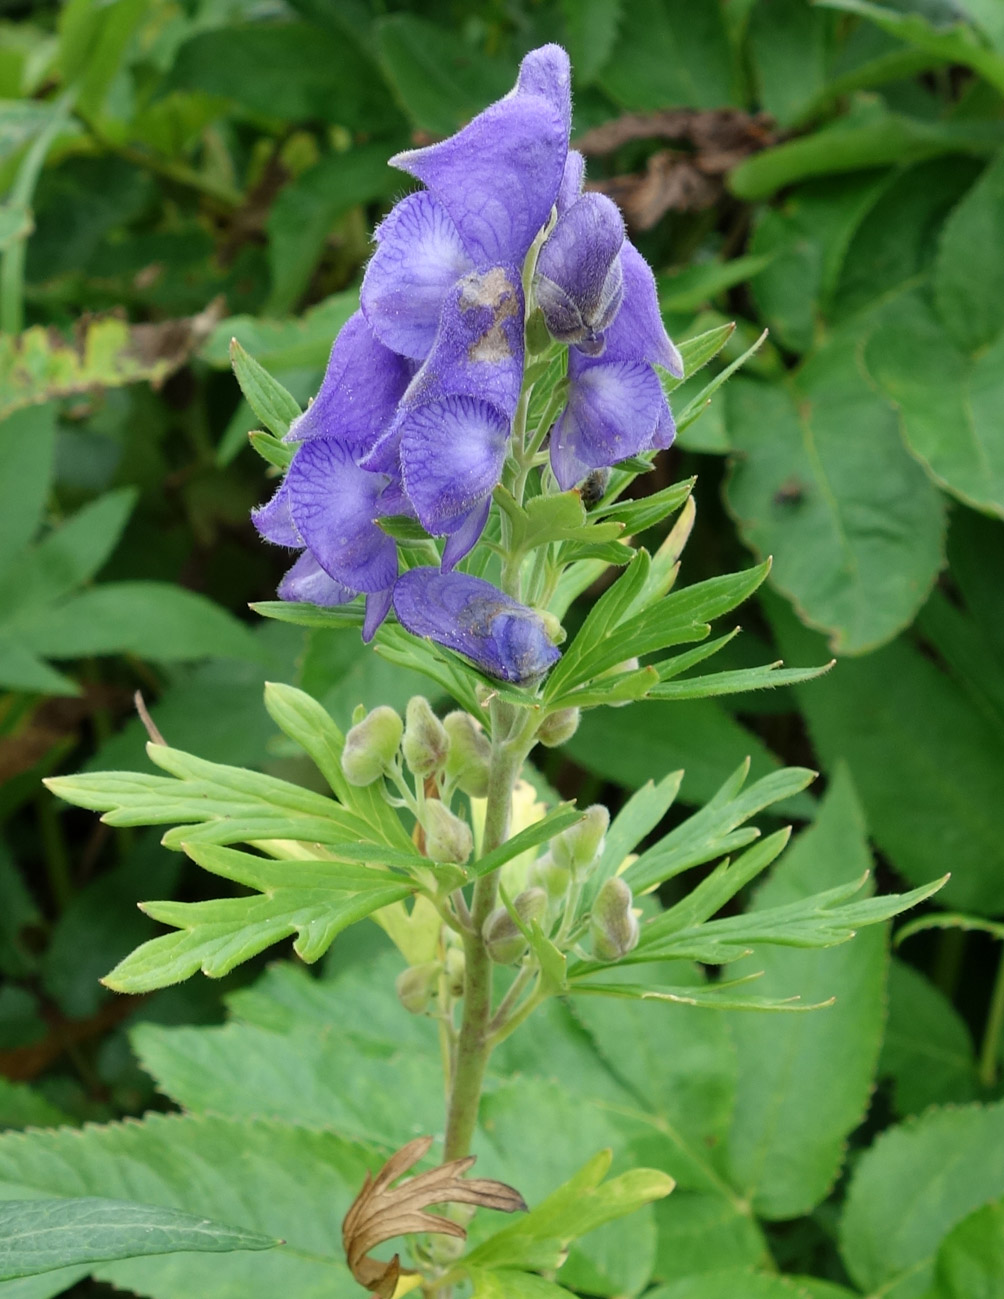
342 1136 526 1297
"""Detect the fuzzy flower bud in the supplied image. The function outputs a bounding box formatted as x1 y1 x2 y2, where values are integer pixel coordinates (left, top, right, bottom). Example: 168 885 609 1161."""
482 888 548 965
590 876 640 962
395 962 441 1015
443 711 491 798
402 696 449 777
423 800 474 865
444 945 466 998
536 706 580 748
551 804 609 878
528 851 571 903
342 706 403 786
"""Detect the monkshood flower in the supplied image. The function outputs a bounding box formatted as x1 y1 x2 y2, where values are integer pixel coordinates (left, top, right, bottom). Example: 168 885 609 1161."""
252 311 412 640
393 570 561 685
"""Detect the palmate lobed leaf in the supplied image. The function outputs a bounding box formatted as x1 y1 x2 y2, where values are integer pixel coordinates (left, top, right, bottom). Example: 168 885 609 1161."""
0 1198 278 1282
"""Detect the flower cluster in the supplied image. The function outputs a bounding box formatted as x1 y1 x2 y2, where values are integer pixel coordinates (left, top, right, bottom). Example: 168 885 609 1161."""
254 44 681 682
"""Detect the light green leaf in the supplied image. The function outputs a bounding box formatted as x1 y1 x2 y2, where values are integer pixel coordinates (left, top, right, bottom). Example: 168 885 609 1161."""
770 596 1004 914
646 1271 831 1297
929 1200 1004 1299
0 101 60 164
730 106 1004 200
200 292 358 371
599 0 736 110
725 768 887 1218
0 202 32 253
725 333 946 654
647 661 831 702
130 1015 445 1148
840 1101 1004 1299
880 959 979 1117
467 1269 575 1297
375 15 513 134
0 311 222 421
102 847 413 991
0 638 77 696
0 404 55 559
0 1198 277 1281
650 1191 767 1284
228 340 301 438
467 1151 672 1272
936 148 1004 350
865 289 1004 516
16 582 264 664
558 0 622 85
266 145 398 315
0 1112 373 1299
0 1079 70 1132
820 0 1004 94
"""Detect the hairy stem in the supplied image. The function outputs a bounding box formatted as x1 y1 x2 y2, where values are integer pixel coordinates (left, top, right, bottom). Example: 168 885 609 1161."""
442 701 527 1160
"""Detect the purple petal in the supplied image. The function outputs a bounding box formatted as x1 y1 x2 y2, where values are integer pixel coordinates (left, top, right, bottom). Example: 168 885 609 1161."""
286 312 413 452
600 242 684 377
393 569 561 684
550 359 665 490
515 44 572 136
252 480 301 547
286 438 397 593
360 193 475 360
442 498 491 571
389 52 569 268
652 392 677 451
399 395 509 535
535 193 625 351
402 266 525 420
278 551 356 605
557 150 585 214
363 586 394 642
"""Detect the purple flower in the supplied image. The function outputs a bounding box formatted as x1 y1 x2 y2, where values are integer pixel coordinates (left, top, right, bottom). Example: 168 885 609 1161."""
361 45 571 360
534 193 625 354
549 242 684 490
252 311 412 638
393 569 561 685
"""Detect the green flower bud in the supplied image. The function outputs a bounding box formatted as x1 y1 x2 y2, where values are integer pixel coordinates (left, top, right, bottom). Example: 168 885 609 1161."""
395 961 441 1014
482 887 548 965
552 804 609 877
536 706 580 748
341 706 403 786
590 877 640 962
443 711 491 798
423 800 473 865
444 946 465 998
525 306 552 357
528 851 571 903
402 696 449 777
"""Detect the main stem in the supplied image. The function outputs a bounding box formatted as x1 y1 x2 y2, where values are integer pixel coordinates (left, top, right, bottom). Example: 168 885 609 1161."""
442 700 525 1161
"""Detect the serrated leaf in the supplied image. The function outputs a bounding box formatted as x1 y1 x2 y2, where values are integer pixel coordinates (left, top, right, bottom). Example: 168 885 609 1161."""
0 1198 277 1281
930 1200 1004 1299
725 768 887 1218
865 289 1004 516
880 959 979 1117
725 333 946 654
840 1101 1004 1299
248 431 294 469
593 480 694 533
0 1112 374 1298
646 661 831 702
229 340 301 438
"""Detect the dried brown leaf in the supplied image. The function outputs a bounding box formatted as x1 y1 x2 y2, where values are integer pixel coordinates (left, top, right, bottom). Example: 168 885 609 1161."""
342 1136 526 1297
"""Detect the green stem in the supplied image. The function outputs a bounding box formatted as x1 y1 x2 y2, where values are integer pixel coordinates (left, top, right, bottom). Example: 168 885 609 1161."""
979 940 1004 1088
442 701 528 1161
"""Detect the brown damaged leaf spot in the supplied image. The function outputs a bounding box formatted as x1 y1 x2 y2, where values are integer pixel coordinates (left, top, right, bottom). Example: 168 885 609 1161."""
460 267 521 362
0 298 226 421
576 109 778 231
342 1136 526 1297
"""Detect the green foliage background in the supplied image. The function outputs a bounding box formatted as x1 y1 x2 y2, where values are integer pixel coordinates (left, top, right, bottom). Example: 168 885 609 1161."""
2 0 1003 1295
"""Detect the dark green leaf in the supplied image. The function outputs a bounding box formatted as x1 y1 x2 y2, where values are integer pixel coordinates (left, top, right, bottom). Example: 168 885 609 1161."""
935 148 1004 352
600 0 736 110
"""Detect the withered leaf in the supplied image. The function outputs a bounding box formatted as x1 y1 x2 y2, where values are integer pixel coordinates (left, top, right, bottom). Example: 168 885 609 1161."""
342 1136 526 1298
